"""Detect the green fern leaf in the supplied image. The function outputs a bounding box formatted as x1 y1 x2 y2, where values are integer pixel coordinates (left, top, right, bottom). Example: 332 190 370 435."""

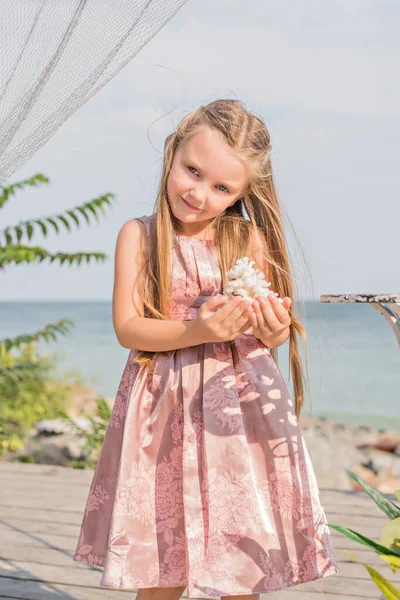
36 220 47 236
0 174 49 209
77 206 90 224
15 227 23 242
25 223 34 241
0 319 74 352
47 218 59 233
58 215 71 231
67 210 80 227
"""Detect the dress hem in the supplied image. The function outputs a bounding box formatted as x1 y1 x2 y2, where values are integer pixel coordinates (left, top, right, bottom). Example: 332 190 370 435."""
73 554 339 598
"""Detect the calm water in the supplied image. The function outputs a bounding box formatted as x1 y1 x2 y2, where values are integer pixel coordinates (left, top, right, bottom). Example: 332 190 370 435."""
1 301 399 431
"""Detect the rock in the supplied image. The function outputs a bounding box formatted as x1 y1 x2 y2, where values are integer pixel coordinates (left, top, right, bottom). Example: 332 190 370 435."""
35 416 94 435
353 427 380 449
35 419 74 435
72 416 94 433
375 430 400 453
303 426 366 490
67 437 88 459
20 417 91 466
361 458 378 475
32 431 89 465
30 441 69 466
362 448 400 477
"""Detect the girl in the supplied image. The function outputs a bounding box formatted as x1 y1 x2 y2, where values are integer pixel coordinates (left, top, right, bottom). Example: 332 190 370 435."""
73 99 339 599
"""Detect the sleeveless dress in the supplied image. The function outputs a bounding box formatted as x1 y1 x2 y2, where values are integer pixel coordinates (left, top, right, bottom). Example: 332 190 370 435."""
72 214 339 598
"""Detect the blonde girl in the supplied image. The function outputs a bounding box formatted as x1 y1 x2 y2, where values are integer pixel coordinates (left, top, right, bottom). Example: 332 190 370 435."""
73 99 339 599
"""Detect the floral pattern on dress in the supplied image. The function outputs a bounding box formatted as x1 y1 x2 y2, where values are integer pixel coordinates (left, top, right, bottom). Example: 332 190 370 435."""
73 214 339 598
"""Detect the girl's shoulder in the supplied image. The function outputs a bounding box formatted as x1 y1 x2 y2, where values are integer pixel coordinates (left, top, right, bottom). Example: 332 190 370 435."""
115 215 152 252
132 214 153 236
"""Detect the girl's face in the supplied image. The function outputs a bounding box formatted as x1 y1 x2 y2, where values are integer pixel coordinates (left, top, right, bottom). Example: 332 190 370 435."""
166 126 251 236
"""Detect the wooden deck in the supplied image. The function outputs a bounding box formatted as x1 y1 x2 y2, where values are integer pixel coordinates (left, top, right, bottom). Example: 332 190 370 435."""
0 462 398 599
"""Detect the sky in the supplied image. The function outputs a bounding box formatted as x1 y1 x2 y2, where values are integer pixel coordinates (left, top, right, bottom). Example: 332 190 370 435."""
1 0 399 301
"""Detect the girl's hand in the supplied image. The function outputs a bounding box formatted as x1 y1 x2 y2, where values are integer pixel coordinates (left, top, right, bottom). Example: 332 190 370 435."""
193 295 254 344
249 295 292 347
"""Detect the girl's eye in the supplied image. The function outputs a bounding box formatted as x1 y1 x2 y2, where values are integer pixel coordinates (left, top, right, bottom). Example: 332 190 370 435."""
187 166 229 193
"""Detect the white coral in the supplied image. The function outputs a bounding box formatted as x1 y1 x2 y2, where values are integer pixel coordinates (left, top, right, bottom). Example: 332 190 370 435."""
225 257 283 303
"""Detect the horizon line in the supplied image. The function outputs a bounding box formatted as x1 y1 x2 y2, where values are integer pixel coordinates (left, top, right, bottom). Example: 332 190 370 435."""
1 297 318 303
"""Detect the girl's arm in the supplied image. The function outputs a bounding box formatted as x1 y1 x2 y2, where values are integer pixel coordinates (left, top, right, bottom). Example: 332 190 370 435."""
116 315 204 352
112 220 206 352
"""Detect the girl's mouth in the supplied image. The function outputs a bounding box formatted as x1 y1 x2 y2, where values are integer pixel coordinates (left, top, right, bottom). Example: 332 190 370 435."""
181 196 201 211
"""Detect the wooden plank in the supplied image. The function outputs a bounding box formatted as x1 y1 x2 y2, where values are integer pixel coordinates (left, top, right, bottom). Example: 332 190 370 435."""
322 502 388 517
325 508 385 520
0 577 136 599
1 474 92 489
0 506 84 525
285 576 385 597
0 559 102 587
0 492 87 512
0 547 101 569
0 529 78 552
3 518 79 536
0 484 90 500
0 463 93 480
335 545 393 566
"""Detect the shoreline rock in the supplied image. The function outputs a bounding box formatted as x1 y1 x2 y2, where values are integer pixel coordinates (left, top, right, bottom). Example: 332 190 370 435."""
299 415 400 492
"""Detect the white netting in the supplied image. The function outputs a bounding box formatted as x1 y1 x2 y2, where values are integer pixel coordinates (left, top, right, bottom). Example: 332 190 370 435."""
0 0 188 184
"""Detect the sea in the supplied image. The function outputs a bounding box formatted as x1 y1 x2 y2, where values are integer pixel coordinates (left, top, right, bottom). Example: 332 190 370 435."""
1 301 399 432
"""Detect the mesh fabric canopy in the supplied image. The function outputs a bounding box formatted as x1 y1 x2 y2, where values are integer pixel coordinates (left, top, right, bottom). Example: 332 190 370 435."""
0 0 188 184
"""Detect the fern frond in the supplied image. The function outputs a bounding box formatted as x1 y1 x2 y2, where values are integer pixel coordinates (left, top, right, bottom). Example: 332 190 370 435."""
0 319 74 352
0 174 49 209
0 193 115 244
0 245 107 268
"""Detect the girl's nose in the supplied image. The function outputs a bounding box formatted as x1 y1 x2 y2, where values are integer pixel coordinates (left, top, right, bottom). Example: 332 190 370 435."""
189 185 206 205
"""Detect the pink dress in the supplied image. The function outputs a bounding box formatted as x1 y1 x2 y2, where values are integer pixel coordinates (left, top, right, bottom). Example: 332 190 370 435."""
73 214 339 598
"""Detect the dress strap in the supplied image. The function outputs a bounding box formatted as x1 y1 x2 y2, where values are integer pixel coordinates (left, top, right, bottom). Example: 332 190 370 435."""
134 214 151 236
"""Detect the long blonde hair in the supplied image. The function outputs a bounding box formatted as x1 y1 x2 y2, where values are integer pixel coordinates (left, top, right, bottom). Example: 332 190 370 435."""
135 99 309 419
